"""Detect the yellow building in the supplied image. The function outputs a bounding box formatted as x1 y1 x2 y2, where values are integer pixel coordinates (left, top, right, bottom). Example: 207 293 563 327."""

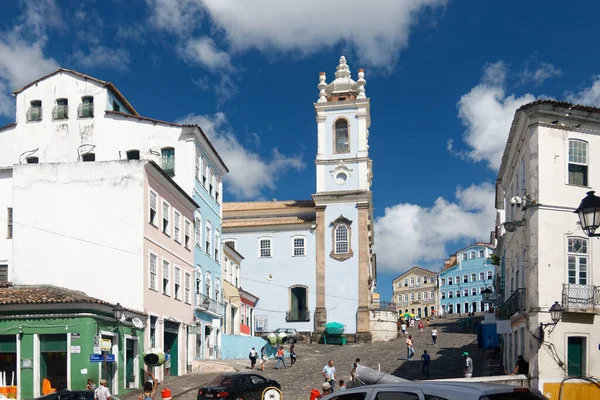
392 266 438 318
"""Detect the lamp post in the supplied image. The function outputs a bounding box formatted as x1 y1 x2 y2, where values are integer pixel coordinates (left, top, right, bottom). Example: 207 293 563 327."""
113 303 124 320
574 191 600 237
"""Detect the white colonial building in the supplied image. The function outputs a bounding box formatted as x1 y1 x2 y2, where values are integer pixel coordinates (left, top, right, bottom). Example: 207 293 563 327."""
223 57 377 342
495 100 600 398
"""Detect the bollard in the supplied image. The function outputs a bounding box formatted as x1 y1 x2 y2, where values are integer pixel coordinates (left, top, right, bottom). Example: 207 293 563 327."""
161 388 172 400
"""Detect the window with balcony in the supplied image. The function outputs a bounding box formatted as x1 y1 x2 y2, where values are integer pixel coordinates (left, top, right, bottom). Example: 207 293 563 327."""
196 266 202 294
423 291 428 300
404 294 408 303
568 237 588 285
431 291 435 300
568 139 588 186
215 279 220 303
27 100 42 121
79 96 94 118
205 271 212 299
53 98 68 120
195 215 202 249
417 292 422 300
161 147 175 176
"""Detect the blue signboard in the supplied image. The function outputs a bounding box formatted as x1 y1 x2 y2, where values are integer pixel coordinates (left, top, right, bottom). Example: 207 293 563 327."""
90 354 116 362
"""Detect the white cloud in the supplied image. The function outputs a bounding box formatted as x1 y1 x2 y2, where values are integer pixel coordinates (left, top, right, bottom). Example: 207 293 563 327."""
565 75 600 107
180 37 233 71
520 60 562 85
0 1 60 117
374 182 496 274
455 61 536 170
177 112 305 199
73 46 131 72
147 0 446 68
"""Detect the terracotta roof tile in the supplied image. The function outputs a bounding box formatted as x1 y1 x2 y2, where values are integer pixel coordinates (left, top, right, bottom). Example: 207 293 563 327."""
224 200 315 212
0 285 109 306
223 215 315 228
518 99 600 114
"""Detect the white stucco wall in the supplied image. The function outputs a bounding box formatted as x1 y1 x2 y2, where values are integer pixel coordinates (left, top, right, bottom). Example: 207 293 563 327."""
324 203 359 333
0 168 13 281
369 310 397 342
12 161 146 311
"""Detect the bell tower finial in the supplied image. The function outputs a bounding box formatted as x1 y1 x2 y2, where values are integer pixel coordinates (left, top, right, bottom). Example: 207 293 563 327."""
335 56 351 80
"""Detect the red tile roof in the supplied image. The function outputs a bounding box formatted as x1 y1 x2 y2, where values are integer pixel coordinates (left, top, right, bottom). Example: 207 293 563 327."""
0 284 109 306
224 200 315 212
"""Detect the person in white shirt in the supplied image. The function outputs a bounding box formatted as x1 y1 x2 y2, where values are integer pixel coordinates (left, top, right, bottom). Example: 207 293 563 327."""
94 379 112 400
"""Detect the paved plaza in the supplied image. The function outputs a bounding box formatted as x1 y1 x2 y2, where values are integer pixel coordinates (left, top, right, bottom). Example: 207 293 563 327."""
128 318 499 400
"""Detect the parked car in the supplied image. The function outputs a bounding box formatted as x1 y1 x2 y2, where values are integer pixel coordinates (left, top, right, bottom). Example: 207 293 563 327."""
262 328 299 344
197 373 281 400
321 382 545 400
35 390 94 400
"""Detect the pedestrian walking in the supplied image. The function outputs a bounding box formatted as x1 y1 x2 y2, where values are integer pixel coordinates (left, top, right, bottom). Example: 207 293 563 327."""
418 320 424 335
322 360 337 392
462 352 473 378
406 335 414 360
510 355 529 376
94 379 111 400
289 343 297 367
431 328 438 345
426 318 430 328
401 322 407 337
164 349 171 377
260 345 268 371
276 346 286 369
249 347 258 369
421 350 431 377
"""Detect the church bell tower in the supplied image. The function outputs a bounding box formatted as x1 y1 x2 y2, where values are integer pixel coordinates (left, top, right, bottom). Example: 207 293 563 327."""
312 56 374 343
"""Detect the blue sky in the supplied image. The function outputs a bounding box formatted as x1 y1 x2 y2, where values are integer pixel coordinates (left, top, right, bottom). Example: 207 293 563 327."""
2 0 600 302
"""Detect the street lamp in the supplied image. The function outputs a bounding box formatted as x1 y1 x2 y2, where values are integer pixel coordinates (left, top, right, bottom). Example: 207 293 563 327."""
113 303 124 320
574 191 600 237
482 287 493 303
201 297 211 310
539 301 564 341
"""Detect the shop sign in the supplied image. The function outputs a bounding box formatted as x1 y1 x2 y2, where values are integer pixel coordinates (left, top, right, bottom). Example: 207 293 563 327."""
71 346 81 354
71 333 80 340
100 339 112 351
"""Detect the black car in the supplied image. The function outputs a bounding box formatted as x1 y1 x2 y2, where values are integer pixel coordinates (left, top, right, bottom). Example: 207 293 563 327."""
35 390 94 400
197 373 281 400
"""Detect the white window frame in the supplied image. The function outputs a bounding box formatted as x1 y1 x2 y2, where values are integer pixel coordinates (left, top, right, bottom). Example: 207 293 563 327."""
292 236 306 257
149 190 158 226
463 288 469 297
162 259 170 296
404 294 408 302
173 209 181 243
214 231 220 263
471 273 476 282
487 270 493 280
162 200 171 236
410 292 415 301
567 237 588 285
416 276 421 287
469 251 476 259
184 272 191 304
195 214 202 249
567 139 589 186
441 278 446 286
202 160 208 189
205 271 212 299
215 278 221 303
259 237 272 258
334 224 349 254
479 272 485 281
195 149 201 181
478 249 485 258
205 221 212 256
174 266 182 300
423 291 428 300
235 264 240 288
463 274 468 283
462 253 468 260
184 218 191 249
448 277 453 285
149 252 158 291
196 265 202 295
224 257 229 282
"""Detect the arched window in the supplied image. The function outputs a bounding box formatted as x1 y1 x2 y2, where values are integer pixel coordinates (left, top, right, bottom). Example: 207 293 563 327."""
567 237 588 285
334 119 349 153
335 224 348 254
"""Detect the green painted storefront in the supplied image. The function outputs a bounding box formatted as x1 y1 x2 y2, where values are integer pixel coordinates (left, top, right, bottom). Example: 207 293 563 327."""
0 293 146 400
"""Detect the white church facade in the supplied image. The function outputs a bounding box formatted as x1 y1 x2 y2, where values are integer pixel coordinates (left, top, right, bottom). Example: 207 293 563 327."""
223 57 377 342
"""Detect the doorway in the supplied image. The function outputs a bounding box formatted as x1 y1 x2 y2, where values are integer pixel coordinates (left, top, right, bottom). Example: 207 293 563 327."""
424 308 428 318
39 335 67 392
163 322 179 376
456 303 462 315
290 287 307 321
0 335 17 388
124 337 139 389
100 334 117 394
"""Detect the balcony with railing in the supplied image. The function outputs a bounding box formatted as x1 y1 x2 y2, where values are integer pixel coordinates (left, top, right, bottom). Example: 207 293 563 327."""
286 309 310 322
78 102 94 118
497 288 526 320
562 283 600 313
26 106 42 121
195 292 225 316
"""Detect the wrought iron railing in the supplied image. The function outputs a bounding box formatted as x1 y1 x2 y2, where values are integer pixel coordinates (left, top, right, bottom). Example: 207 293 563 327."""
26 107 42 121
162 156 175 176
286 309 310 322
562 283 600 312
195 292 225 316
497 288 526 320
370 301 397 311
52 105 68 120
78 103 94 118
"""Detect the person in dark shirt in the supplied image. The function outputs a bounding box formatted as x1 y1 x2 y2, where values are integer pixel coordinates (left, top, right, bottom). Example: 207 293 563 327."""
421 350 431 377
511 355 529 375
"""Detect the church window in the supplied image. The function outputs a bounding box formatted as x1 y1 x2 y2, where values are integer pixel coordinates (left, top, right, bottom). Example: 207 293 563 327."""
334 119 349 153
335 224 349 254
292 236 306 256
259 237 272 258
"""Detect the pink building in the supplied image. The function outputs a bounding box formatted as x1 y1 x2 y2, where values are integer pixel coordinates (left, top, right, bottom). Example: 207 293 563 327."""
143 162 197 380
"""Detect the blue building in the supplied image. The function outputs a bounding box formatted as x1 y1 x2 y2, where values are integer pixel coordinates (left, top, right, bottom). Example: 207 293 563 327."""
222 56 377 342
439 242 495 316
191 137 229 360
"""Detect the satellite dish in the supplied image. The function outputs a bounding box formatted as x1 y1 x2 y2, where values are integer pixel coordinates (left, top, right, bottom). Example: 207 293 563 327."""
503 221 517 233
132 317 145 329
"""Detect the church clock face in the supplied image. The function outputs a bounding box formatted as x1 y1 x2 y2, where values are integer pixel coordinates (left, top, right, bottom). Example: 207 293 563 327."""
335 171 348 185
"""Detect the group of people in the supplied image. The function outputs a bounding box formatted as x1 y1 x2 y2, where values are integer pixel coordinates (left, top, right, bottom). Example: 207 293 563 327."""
249 343 297 370
317 358 361 398
403 318 438 378
399 317 431 337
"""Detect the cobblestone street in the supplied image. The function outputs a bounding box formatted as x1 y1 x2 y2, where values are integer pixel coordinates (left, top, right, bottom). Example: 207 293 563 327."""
168 318 496 400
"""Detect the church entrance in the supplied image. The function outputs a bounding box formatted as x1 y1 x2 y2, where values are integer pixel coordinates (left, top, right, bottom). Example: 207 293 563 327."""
289 286 308 321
